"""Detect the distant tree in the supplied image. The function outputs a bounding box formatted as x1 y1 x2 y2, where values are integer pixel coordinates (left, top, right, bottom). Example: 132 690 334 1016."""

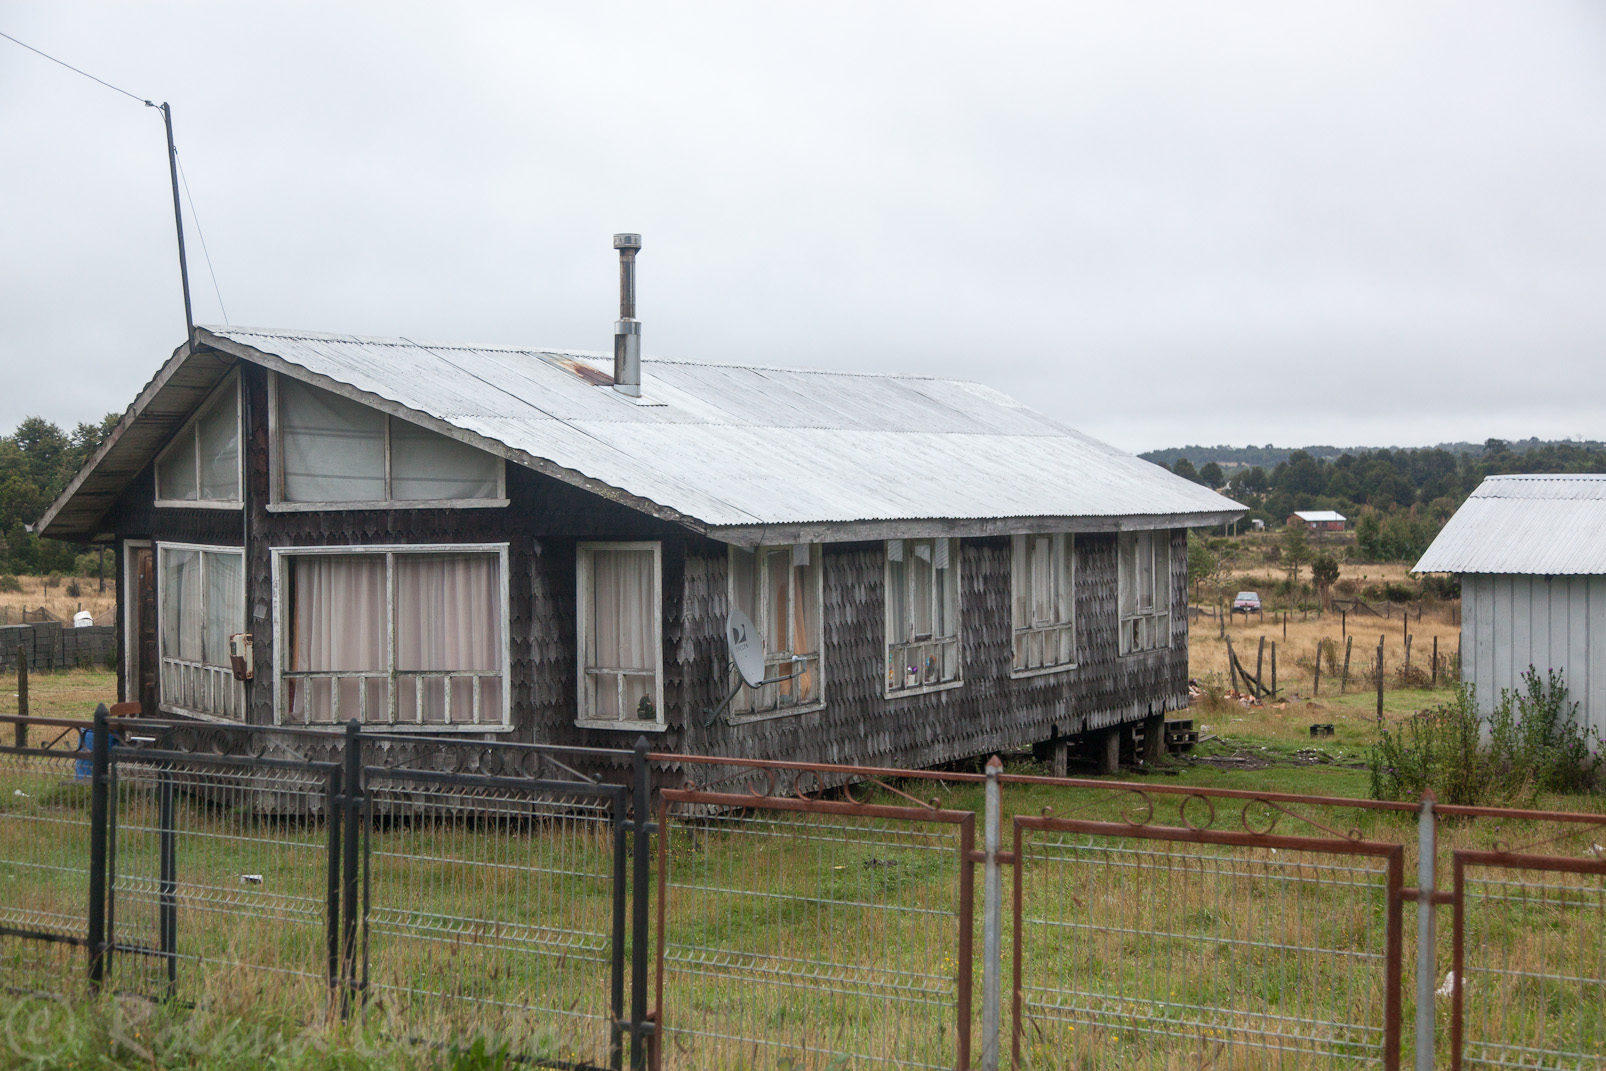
1310 551 1340 608
1355 508 1384 560
1186 535 1218 600
1236 466 1269 496
1281 521 1311 585
1198 461 1224 489
1171 457 1199 483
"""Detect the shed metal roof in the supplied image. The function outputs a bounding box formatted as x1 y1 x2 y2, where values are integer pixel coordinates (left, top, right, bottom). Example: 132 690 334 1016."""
1292 510 1346 523
1412 474 1606 576
39 325 1243 542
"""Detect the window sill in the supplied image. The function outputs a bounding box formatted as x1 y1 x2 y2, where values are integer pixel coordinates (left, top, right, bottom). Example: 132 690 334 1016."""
265 498 509 513
1010 662 1079 681
158 703 246 724
726 701 826 725
884 678 964 701
154 499 243 511
1118 646 1173 658
574 718 668 733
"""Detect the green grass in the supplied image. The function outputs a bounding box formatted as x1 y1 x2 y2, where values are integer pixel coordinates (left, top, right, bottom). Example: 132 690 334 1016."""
4 670 1603 1070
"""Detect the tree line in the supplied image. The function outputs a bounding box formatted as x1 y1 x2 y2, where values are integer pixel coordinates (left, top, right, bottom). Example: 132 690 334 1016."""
1 414 120 576
1161 439 1606 562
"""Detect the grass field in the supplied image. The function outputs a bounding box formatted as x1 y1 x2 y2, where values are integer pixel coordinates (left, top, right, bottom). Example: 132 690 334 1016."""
0 572 117 626
3 652 1602 1070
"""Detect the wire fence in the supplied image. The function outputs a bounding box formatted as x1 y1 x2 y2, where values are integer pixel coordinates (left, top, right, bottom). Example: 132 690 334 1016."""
0 708 1603 1071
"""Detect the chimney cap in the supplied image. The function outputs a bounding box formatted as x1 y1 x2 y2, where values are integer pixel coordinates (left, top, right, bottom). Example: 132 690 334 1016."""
613 233 642 252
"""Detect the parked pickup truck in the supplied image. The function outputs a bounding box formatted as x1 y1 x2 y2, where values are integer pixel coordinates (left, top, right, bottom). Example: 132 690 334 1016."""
1232 591 1262 615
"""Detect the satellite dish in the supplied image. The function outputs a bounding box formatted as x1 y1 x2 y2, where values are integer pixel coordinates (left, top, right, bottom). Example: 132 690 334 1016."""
726 610 766 688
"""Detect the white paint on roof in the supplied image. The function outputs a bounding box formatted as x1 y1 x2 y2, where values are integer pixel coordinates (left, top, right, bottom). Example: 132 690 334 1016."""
1293 510 1346 523
1413 474 1606 575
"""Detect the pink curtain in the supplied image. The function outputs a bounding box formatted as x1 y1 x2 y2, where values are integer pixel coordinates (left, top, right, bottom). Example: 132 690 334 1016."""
290 556 386 722
396 554 502 722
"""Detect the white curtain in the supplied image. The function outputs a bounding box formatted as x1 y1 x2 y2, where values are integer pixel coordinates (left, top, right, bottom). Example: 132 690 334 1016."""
196 391 240 501
281 379 386 502
202 551 244 665
291 555 387 721
390 420 500 501
589 547 655 720
395 554 503 721
160 548 202 662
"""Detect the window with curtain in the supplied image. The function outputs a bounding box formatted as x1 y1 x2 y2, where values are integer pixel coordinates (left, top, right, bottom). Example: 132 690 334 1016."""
577 543 663 728
1012 533 1076 674
885 538 961 695
1118 530 1172 655
278 546 508 727
155 375 241 506
728 544 822 716
275 376 503 506
157 544 245 719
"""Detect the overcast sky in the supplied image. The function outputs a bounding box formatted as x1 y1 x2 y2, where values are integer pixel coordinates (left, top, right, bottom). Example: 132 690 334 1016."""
3 2 1603 454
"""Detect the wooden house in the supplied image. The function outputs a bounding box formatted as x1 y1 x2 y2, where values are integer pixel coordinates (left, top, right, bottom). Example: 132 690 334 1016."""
38 255 1241 771
1288 510 1346 532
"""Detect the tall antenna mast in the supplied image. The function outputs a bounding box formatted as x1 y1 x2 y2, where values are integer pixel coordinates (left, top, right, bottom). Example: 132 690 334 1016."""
154 102 194 342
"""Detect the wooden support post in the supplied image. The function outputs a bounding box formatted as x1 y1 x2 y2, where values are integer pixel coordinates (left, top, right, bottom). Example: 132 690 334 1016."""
1255 636 1266 694
1341 609 1347 639
1282 612 1287 639
1431 635 1439 687
1051 737 1067 779
15 658 27 749
1404 634 1413 680
1143 712 1165 765
1342 635 1353 694
1099 727 1120 776
1313 643 1322 697
1270 643 1277 699
1376 637 1385 725
1225 636 1238 692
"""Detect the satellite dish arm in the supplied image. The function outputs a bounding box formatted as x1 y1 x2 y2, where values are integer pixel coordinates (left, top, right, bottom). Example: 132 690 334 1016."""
699 657 808 728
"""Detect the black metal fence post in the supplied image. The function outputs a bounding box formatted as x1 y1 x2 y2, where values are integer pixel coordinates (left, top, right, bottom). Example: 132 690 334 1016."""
325 764 343 1011
158 767 177 999
610 779 628 1069
86 703 111 990
340 719 363 1018
630 737 653 1071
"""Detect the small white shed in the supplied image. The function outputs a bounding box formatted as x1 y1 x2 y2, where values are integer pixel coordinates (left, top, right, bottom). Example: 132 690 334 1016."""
1414 474 1606 733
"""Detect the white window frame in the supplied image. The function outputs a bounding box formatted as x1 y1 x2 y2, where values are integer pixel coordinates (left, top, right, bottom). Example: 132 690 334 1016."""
154 372 243 510
155 540 247 722
1010 533 1077 678
727 543 826 721
575 541 666 732
884 537 963 698
265 372 509 512
1118 529 1173 656
270 542 513 732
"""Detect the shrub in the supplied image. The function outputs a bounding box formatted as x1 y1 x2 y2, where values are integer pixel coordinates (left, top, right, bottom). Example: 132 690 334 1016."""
0 574 21 593
1380 581 1418 603
1371 669 1602 805
66 578 81 598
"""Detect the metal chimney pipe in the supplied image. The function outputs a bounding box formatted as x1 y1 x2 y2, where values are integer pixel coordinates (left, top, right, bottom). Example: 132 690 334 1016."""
612 233 642 397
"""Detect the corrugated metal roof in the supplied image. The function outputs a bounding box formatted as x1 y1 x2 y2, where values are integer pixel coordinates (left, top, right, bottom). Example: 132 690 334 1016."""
1293 510 1346 522
1413 474 1606 575
41 324 1244 540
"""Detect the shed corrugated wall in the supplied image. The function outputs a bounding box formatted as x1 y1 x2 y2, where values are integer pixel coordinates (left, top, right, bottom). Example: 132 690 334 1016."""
1462 573 1606 733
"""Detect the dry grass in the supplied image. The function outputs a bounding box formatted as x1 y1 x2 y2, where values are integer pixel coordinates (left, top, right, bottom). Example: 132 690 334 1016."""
0 572 117 626
7 665 118 719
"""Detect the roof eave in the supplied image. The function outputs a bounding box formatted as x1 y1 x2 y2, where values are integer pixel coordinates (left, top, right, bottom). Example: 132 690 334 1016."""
707 508 1246 548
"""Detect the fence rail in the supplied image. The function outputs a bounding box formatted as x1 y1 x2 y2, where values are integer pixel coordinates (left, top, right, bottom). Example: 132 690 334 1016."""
1 707 1604 1071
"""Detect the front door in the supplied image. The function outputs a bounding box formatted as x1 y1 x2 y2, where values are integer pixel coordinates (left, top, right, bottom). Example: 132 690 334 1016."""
134 546 157 715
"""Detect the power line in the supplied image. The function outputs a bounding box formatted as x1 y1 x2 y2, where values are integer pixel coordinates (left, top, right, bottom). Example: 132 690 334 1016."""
176 153 228 324
2 27 230 326
0 29 151 105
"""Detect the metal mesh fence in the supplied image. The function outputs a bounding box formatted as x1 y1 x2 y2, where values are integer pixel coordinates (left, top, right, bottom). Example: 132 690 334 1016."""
1454 852 1606 1071
1014 822 1402 1070
107 753 337 1016
654 796 973 1071
362 769 624 1066
0 734 94 991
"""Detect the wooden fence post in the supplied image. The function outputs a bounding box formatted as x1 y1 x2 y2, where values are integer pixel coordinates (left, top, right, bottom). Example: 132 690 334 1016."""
1255 636 1266 694
1313 642 1322 697
1226 636 1238 693
1404 634 1413 681
1376 636 1385 725
1342 635 1353 693
1431 636 1439 687
1270 642 1277 699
